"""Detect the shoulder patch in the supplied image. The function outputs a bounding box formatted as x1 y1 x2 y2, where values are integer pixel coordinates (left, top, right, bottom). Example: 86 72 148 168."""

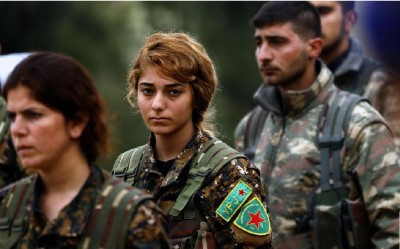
216 180 252 222
234 197 271 236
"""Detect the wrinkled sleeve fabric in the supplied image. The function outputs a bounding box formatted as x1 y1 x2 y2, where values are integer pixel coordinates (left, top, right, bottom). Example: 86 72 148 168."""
346 101 400 249
126 199 171 249
198 157 272 249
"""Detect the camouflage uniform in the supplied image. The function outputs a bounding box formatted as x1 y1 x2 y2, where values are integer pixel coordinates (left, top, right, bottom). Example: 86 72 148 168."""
0 96 24 189
0 165 171 249
331 38 382 95
329 38 400 148
117 130 272 249
235 61 400 248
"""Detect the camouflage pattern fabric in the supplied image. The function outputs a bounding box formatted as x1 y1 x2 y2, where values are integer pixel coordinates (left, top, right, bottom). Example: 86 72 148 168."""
364 70 400 148
0 131 24 189
0 96 24 188
234 61 400 249
125 129 272 249
330 38 400 150
0 165 170 249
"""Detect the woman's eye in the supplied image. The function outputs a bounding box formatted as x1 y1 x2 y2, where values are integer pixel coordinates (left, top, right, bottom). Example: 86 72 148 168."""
141 88 153 95
169 89 181 96
25 111 42 120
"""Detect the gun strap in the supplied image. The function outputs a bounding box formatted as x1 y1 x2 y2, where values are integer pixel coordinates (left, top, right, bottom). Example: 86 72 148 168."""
318 90 365 191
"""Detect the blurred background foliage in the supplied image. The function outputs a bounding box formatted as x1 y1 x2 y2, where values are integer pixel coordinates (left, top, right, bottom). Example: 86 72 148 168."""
0 1 264 170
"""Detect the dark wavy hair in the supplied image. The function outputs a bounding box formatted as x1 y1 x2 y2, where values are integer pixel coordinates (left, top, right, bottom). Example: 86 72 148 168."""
3 52 109 163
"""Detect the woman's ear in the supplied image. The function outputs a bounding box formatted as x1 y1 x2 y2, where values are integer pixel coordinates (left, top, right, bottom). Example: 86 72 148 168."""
68 113 89 139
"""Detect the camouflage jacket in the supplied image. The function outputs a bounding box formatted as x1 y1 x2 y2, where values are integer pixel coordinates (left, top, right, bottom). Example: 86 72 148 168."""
0 96 25 189
234 61 400 248
119 130 272 249
332 38 381 96
330 38 400 148
0 165 170 249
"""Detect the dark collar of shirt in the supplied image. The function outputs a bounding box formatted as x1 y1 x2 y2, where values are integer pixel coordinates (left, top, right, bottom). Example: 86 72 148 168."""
328 45 351 73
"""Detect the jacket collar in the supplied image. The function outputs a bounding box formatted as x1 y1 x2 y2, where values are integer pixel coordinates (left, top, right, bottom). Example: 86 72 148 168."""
254 60 334 117
145 129 211 187
334 38 364 77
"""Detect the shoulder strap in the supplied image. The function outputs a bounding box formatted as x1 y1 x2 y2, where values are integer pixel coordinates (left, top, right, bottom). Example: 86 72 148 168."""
111 145 147 186
318 90 366 192
169 138 245 217
79 172 152 249
243 106 268 161
296 91 367 232
0 176 35 249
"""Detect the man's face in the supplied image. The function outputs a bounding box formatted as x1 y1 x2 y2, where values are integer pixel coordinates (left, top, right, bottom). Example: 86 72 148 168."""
255 23 310 91
310 1 345 55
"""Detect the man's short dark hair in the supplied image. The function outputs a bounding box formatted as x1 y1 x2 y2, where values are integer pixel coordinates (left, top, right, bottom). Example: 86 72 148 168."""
251 1 322 40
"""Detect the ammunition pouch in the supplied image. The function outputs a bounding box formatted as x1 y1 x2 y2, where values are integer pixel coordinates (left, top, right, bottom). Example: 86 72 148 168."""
312 196 371 249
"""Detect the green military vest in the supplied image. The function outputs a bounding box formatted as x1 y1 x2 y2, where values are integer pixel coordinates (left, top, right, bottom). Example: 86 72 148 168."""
112 137 246 248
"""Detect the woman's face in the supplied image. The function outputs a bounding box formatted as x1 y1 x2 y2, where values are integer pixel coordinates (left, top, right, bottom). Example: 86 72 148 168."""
137 66 194 139
7 85 83 171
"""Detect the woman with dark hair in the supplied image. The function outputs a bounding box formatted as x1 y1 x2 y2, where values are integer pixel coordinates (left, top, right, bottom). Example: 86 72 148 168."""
112 32 272 248
0 52 170 249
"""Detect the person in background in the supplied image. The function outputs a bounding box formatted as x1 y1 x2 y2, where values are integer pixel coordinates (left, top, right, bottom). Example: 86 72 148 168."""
310 1 400 146
0 52 170 249
112 31 272 248
0 49 29 187
361 1 400 147
234 2 400 248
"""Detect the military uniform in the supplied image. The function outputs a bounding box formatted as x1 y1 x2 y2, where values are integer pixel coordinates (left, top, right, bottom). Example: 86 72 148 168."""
328 38 400 149
115 130 272 249
0 165 170 249
235 61 400 248
0 96 24 189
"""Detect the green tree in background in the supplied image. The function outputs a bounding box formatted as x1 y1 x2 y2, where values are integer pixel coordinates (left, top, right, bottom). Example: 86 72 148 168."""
0 1 263 170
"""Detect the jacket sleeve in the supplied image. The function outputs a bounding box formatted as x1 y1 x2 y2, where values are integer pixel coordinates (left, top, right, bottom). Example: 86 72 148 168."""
125 199 171 249
364 69 400 149
198 157 272 249
346 101 400 249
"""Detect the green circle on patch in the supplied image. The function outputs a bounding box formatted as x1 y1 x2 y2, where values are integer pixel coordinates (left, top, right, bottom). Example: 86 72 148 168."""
234 197 271 236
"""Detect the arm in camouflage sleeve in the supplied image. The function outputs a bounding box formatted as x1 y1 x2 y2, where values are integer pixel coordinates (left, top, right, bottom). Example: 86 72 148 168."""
364 69 400 149
198 157 272 249
0 132 24 188
126 199 171 249
346 102 400 249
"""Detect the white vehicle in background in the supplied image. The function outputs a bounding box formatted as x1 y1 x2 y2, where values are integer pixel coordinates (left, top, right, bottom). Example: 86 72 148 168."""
0 52 30 88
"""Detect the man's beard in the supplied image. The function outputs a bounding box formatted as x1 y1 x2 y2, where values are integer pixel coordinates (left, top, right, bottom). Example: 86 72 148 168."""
264 52 309 89
321 22 345 58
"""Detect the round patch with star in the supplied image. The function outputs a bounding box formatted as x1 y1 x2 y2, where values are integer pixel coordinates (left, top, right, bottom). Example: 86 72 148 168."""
233 197 271 236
